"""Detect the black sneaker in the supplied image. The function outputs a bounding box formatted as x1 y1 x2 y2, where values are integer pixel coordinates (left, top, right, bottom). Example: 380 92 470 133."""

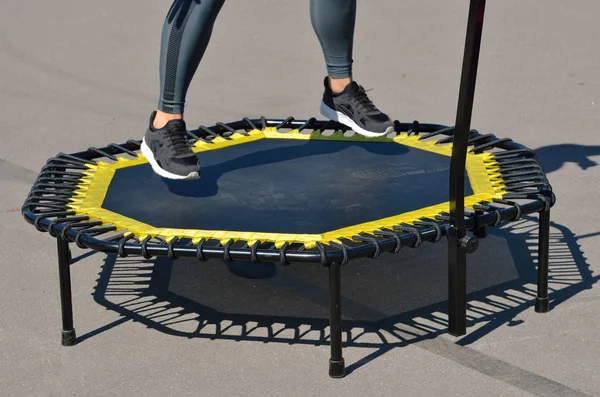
140 112 200 180
320 77 394 137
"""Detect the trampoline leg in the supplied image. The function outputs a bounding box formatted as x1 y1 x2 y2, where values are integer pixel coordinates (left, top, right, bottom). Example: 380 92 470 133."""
57 235 77 346
328 261 345 378
535 209 551 313
473 226 487 239
448 227 467 336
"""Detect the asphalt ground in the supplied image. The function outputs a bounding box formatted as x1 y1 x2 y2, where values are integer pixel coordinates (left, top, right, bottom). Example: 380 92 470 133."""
1 1 599 396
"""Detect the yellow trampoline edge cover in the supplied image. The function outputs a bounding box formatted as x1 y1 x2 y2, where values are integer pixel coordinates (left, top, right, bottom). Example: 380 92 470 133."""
67 128 506 249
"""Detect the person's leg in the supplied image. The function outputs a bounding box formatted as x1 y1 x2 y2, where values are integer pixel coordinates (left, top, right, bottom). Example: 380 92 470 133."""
310 0 355 91
310 0 393 137
142 0 226 180
155 0 226 127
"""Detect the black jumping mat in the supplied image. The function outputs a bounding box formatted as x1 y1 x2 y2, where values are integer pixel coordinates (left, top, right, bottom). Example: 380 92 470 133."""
102 138 472 234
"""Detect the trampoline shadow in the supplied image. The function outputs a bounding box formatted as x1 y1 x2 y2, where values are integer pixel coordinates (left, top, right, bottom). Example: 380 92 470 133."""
78 219 596 375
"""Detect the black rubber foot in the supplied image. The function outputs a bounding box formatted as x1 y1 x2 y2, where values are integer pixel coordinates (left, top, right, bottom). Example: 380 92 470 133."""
329 359 346 378
448 328 467 337
62 329 77 346
535 297 550 313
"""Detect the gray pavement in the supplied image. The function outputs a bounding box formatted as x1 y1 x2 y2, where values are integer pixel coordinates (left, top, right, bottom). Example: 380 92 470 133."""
1 0 600 396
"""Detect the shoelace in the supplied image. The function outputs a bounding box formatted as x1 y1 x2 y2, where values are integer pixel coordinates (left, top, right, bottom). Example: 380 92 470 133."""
163 124 193 157
351 86 380 114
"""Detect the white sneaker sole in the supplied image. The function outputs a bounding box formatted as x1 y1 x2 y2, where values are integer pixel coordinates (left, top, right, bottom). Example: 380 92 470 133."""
140 138 200 180
320 101 394 138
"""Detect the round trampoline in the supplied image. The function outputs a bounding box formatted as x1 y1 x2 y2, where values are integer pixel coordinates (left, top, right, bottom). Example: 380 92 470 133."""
21 0 555 378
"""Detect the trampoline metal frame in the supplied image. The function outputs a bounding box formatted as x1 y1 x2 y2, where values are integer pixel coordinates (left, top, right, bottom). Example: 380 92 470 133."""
67 122 504 249
21 0 555 378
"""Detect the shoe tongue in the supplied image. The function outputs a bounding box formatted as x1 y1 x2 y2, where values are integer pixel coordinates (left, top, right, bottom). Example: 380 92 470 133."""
343 81 361 93
165 119 187 131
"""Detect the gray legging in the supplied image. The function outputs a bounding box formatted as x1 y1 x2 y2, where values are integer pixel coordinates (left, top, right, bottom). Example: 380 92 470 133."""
158 0 356 114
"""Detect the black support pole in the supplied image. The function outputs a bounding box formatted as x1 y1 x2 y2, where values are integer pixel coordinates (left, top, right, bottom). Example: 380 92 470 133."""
448 0 487 337
448 230 467 336
328 261 345 378
535 209 551 313
57 235 77 346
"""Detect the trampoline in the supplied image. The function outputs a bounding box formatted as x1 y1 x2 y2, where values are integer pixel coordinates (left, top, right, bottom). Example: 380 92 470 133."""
21 0 554 378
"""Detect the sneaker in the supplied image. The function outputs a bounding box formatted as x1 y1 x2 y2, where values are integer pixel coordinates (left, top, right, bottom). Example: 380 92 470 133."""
140 112 200 180
320 77 394 137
